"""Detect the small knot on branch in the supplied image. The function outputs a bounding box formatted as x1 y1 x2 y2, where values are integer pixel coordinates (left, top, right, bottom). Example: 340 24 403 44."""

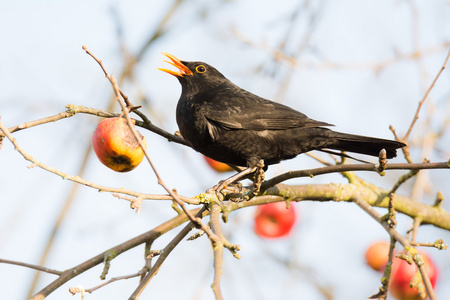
69 286 85 298
377 149 387 175
187 230 205 241
433 191 444 208
380 194 397 228
433 238 447 250
224 241 241 259
396 247 416 265
147 250 164 259
100 250 117 280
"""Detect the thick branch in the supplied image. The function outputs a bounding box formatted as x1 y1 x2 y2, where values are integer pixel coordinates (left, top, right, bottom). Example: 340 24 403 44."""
239 183 450 230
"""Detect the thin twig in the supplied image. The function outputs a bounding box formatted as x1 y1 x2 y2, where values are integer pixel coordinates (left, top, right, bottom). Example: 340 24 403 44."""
209 203 225 300
261 161 450 192
87 271 145 294
369 236 396 300
129 207 208 300
30 208 202 300
0 259 63 276
0 104 187 146
27 143 93 299
0 117 198 205
83 46 217 241
403 48 450 141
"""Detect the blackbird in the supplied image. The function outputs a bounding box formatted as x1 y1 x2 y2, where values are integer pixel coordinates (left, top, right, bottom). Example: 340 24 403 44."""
159 53 405 189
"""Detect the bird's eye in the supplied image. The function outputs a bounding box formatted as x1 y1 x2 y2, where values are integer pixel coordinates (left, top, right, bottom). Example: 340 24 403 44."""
196 65 206 74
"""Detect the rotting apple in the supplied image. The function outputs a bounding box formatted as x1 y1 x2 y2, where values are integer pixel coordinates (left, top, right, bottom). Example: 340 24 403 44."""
254 201 297 239
203 156 234 172
92 117 147 172
365 241 392 272
389 252 438 300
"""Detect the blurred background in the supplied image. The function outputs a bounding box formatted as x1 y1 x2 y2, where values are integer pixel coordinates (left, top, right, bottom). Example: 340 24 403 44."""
1 0 450 299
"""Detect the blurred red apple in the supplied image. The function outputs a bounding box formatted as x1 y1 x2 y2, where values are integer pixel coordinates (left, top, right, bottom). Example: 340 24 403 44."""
254 201 297 238
92 117 147 172
365 241 392 272
203 156 234 172
389 252 438 300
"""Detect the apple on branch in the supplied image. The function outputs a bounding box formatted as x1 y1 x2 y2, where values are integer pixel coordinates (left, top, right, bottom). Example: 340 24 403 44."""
365 241 393 272
389 251 438 300
203 156 234 172
254 201 297 239
92 117 147 172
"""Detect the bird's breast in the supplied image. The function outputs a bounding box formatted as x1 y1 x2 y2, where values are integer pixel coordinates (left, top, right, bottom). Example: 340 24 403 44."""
176 98 212 146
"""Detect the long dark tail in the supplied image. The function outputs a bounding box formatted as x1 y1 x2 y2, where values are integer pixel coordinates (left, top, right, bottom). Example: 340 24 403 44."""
326 132 405 159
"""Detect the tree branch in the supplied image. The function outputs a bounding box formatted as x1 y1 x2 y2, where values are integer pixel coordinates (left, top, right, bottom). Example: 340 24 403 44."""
0 259 63 276
0 118 198 206
403 48 450 140
353 196 436 300
209 203 225 300
128 206 208 300
261 161 450 192
257 183 450 230
30 208 203 300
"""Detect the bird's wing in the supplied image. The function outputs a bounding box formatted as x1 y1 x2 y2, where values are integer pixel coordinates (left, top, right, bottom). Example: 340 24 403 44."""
204 90 333 131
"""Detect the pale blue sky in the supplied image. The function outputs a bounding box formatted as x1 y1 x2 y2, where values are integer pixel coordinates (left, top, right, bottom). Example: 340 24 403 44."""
1 1 449 299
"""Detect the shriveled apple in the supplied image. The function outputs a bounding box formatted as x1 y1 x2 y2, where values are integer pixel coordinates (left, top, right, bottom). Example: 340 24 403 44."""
92 117 147 172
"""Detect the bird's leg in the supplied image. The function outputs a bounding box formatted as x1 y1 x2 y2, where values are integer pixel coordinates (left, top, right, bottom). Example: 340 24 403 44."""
251 160 265 196
208 166 257 201
207 158 265 201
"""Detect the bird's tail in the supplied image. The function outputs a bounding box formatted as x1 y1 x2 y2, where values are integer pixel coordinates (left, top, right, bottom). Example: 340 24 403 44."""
326 132 405 159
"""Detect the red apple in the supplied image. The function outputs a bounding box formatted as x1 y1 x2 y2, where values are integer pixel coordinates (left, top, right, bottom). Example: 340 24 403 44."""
254 201 297 238
389 252 438 300
203 156 234 172
92 117 147 172
365 241 392 272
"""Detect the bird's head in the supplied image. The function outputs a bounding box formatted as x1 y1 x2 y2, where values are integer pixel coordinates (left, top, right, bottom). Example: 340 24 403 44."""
158 53 228 95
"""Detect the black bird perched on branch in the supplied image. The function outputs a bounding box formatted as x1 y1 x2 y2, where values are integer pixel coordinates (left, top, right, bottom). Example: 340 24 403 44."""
159 53 405 193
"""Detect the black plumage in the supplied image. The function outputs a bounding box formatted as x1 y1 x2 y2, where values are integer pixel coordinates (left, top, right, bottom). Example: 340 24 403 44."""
159 53 405 170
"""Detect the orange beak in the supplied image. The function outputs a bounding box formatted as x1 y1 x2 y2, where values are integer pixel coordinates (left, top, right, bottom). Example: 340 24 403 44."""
158 52 193 77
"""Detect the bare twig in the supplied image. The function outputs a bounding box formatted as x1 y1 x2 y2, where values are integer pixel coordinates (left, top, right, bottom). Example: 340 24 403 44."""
0 259 63 276
0 117 198 205
403 48 450 141
0 104 187 145
86 271 145 294
369 237 396 299
30 208 203 300
129 206 208 300
261 160 450 192
209 203 225 300
409 239 448 250
388 169 419 195
27 141 93 298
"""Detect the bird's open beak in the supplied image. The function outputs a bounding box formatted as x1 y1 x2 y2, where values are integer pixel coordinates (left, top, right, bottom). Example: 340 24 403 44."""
158 52 193 77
